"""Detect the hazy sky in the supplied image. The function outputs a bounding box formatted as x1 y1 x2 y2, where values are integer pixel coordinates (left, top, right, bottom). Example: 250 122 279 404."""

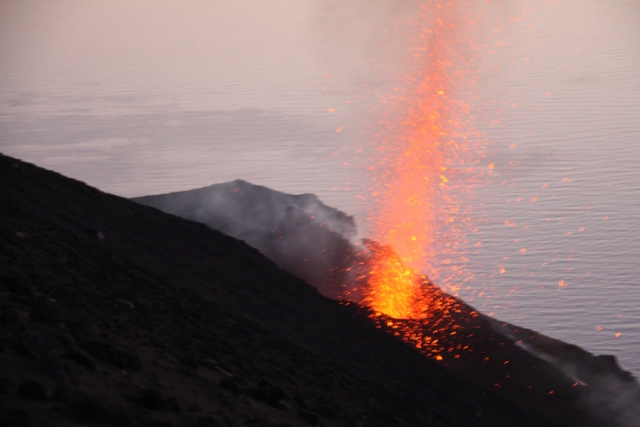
1 1 335 113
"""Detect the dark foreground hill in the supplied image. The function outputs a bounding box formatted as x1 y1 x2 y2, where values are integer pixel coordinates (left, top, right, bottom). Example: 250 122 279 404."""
0 153 636 427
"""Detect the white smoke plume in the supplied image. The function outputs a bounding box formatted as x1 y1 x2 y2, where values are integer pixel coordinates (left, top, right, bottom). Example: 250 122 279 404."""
134 179 368 301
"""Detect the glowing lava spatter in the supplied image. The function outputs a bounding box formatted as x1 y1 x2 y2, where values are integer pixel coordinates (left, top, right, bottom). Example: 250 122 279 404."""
363 240 425 319
365 1 485 322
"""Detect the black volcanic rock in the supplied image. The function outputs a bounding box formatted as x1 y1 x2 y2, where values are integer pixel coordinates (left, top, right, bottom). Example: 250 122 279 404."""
0 152 638 426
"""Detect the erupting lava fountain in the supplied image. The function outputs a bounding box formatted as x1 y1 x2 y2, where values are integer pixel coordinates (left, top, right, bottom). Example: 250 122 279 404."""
363 1 488 324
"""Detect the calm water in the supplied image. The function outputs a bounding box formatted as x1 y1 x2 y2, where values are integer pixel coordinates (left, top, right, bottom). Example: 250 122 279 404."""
1 1 639 375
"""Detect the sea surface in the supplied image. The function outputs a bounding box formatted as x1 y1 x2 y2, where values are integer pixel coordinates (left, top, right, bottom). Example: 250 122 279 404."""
1 1 639 376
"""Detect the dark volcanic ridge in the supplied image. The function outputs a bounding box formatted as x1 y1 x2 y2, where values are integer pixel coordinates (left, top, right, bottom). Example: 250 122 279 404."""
1 153 638 427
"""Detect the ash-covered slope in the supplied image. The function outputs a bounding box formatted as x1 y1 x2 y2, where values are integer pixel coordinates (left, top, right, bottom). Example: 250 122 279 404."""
0 152 628 426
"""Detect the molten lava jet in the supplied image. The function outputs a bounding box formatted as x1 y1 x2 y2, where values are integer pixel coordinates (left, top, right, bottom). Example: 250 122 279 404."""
345 8 640 420
360 1 486 359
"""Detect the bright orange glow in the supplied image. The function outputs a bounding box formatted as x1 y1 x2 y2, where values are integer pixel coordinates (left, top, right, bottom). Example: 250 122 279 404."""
363 0 485 330
349 2 493 361
363 241 424 319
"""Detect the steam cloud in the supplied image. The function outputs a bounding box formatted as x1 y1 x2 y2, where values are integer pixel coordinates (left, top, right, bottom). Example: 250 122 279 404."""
134 180 372 301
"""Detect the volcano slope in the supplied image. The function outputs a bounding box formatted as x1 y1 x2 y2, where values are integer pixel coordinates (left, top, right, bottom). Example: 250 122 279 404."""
136 177 640 424
0 153 632 427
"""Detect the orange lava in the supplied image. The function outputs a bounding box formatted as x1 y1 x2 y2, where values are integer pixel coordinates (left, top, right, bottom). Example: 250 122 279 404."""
365 0 485 326
362 240 426 319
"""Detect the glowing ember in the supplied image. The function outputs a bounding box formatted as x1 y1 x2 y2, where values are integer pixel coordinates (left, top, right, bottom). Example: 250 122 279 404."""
363 240 424 319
